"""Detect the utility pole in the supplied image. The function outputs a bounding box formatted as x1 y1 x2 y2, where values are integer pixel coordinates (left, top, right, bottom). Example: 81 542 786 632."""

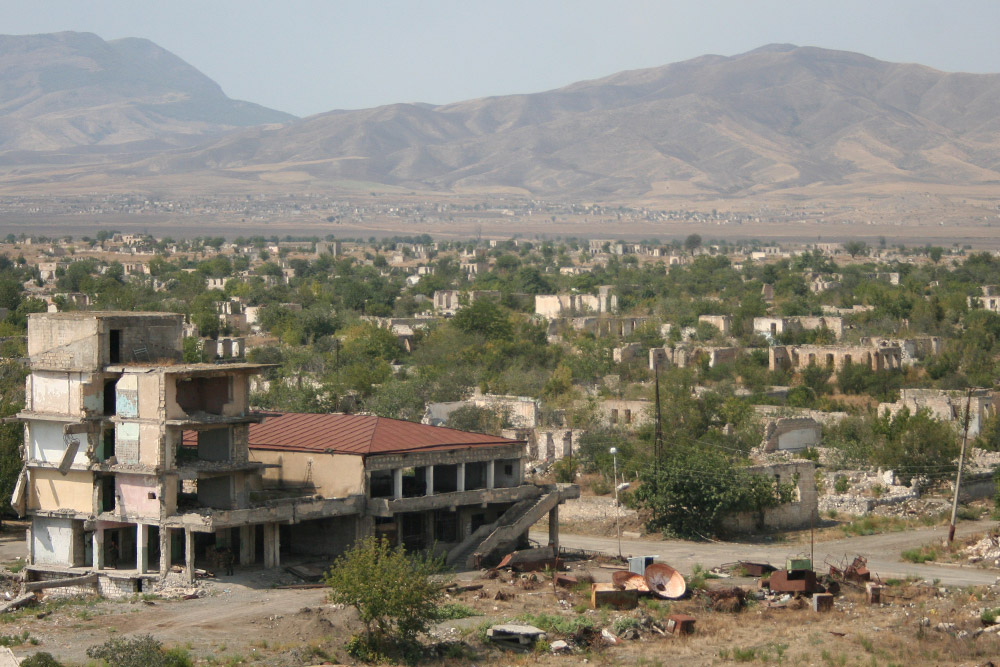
653 360 663 521
611 446 622 561
948 387 974 543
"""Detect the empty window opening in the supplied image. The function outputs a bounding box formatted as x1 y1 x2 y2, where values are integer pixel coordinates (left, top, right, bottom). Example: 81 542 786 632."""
433 464 458 493
464 462 487 490
400 513 425 550
103 380 118 416
176 376 232 416
109 330 121 364
100 476 116 513
401 468 426 498
434 512 458 543
196 429 230 462
369 470 393 498
98 427 116 462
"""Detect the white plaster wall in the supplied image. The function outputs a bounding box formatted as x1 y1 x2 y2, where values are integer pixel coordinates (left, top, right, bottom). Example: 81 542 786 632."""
776 428 820 451
28 420 90 466
31 516 76 566
30 372 84 416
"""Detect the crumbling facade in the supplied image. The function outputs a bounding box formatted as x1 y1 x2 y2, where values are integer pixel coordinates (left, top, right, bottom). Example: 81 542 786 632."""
769 343 901 372
721 461 818 533
15 312 273 594
15 312 577 595
535 287 617 318
878 388 995 437
753 316 844 340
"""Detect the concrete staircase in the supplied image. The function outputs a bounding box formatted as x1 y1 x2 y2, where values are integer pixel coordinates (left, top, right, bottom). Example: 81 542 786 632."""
446 490 561 569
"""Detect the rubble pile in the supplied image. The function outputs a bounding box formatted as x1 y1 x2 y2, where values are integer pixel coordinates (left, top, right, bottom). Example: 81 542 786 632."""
965 533 1000 567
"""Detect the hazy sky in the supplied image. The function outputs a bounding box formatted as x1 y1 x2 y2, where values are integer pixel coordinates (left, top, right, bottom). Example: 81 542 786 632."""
3 0 999 117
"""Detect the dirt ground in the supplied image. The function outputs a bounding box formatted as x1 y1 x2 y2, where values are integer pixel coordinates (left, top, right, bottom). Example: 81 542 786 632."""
2 520 1000 666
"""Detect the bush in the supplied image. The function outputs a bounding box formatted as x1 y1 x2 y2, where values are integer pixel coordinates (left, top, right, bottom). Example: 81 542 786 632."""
833 475 851 495
20 654 63 667
552 457 578 483
901 546 937 564
326 536 445 661
85 635 191 667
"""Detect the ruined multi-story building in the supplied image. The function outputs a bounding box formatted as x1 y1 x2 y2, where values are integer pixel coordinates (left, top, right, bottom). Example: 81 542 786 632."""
14 312 576 596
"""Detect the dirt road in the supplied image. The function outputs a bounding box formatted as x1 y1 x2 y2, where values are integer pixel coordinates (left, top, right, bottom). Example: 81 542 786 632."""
532 519 1000 587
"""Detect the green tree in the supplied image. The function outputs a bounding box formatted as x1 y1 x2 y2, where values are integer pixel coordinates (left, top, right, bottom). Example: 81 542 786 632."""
444 404 510 435
844 240 867 258
634 443 795 538
451 298 512 341
684 233 702 254
325 536 445 660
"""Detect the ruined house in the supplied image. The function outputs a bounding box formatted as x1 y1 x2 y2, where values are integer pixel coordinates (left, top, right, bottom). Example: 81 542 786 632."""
720 461 818 533
878 388 995 437
769 343 902 373
14 312 577 596
697 315 732 336
649 345 739 370
968 286 1000 313
433 289 501 315
534 287 617 318
753 316 844 340
760 417 822 453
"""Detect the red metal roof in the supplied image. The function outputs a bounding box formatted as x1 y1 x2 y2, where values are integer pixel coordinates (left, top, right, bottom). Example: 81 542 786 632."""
186 412 524 457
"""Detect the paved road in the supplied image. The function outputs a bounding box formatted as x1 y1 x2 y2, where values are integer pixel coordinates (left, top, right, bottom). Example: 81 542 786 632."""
531 519 1000 587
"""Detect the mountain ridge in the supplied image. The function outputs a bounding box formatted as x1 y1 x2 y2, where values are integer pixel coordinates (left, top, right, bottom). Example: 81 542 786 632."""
0 31 295 153
3 37 1000 203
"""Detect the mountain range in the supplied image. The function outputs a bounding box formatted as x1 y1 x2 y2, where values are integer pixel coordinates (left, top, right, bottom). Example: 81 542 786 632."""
0 31 293 154
3 33 1000 202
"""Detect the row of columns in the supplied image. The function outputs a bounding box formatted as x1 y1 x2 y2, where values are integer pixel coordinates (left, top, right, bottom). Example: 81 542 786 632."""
391 460 503 500
93 521 282 582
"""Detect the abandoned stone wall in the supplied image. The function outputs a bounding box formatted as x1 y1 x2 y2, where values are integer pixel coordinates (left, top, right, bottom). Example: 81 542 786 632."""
721 461 817 533
761 418 821 452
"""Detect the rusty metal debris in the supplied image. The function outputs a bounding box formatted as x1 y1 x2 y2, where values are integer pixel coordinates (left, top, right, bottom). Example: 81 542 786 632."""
699 586 747 613
644 562 687 599
591 583 640 610
553 573 578 588
737 561 777 577
495 546 562 572
666 613 696 635
827 555 880 591
767 568 820 594
486 624 546 651
612 570 650 593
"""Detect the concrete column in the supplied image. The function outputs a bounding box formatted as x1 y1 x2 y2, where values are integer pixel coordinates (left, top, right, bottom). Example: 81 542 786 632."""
184 529 195 583
262 524 273 568
457 463 466 492
486 460 495 490
425 465 434 496
239 525 256 565
137 524 149 574
159 528 171 576
93 527 105 570
393 469 403 500
548 505 559 555
263 523 280 568
423 511 434 548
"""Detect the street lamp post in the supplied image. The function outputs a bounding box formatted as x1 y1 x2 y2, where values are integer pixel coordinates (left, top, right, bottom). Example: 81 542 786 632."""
610 447 622 560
